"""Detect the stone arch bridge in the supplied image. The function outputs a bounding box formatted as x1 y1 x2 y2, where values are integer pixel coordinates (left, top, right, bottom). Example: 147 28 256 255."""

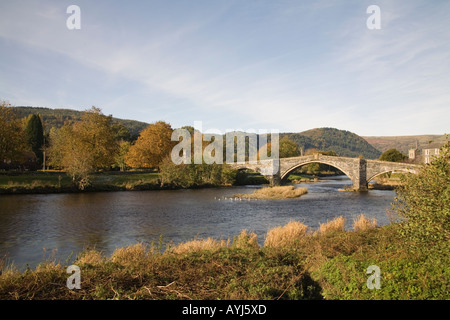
229 154 420 191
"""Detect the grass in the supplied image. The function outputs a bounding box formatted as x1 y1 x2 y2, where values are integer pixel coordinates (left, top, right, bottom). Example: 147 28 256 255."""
234 186 308 200
286 174 315 183
1 216 446 300
0 171 160 193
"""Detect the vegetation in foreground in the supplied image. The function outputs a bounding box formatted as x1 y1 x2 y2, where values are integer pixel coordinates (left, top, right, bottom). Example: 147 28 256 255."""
0 214 447 300
234 186 308 200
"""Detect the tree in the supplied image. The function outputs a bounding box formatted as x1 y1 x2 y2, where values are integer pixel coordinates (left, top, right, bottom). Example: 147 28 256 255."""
125 121 175 169
48 107 119 189
279 136 300 158
392 140 449 253
24 114 44 165
379 148 406 162
0 101 28 165
115 140 131 171
112 123 132 142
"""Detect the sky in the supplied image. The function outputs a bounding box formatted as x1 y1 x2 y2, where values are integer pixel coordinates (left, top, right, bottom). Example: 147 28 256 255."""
0 0 449 136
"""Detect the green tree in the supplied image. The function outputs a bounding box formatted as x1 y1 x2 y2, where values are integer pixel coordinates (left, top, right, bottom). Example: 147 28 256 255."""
24 114 44 165
279 136 300 158
112 123 132 142
392 140 449 253
379 148 406 162
115 140 131 171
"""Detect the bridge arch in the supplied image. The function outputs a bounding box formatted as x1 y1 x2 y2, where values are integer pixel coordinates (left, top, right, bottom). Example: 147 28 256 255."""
366 168 415 183
280 160 354 183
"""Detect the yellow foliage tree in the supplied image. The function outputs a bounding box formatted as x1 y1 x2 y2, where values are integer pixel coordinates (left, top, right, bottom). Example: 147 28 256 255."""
125 121 175 169
48 107 118 189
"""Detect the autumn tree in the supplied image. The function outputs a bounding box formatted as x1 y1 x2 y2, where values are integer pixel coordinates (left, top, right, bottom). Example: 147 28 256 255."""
48 107 119 189
0 101 28 165
125 121 175 169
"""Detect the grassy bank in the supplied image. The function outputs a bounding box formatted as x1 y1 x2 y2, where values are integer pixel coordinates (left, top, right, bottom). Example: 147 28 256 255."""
0 171 161 194
1 215 447 300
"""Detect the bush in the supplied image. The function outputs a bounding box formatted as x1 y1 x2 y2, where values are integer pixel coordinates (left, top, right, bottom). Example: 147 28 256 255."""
392 140 450 253
159 158 237 188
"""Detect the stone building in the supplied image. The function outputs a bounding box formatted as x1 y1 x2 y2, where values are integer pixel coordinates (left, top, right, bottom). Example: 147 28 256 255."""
408 143 443 164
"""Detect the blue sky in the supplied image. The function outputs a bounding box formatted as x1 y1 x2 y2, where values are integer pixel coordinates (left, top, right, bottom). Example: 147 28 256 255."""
0 0 449 136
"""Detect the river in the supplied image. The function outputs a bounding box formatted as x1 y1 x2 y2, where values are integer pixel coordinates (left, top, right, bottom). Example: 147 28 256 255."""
0 176 396 269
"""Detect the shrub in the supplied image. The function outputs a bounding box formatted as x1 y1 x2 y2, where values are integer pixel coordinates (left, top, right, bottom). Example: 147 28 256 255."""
392 140 450 252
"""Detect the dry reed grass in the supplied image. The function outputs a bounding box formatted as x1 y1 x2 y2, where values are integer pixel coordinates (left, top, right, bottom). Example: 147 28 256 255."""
352 214 377 232
264 221 309 248
236 186 308 200
170 237 229 254
75 249 104 266
111 243 150 266
317 216 346 235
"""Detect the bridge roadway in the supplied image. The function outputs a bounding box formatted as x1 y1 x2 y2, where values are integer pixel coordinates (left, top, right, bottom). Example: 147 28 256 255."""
228 154 421 191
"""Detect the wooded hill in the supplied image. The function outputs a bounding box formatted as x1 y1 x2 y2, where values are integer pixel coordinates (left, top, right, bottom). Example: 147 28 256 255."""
11 106 148 138
283 128 382 159
11 106 382 159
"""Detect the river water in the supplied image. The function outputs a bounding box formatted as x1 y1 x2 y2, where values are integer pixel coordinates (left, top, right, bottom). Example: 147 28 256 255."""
0 176 396 269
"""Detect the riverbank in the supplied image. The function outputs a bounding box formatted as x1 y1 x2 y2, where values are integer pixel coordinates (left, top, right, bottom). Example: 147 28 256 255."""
0 216 447 300
0 170 270 194
0 171 178 194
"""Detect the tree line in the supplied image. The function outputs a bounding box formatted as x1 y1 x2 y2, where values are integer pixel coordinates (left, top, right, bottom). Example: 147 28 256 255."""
3 102 405 189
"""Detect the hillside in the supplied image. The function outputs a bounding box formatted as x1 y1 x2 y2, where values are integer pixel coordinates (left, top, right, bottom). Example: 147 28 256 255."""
363 135 448 154
283 128 382 159
10 106 149 137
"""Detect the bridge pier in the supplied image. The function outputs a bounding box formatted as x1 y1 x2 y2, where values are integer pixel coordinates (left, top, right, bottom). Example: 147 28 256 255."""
351 158 368 191
265 173 281 186
352 179 368 192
